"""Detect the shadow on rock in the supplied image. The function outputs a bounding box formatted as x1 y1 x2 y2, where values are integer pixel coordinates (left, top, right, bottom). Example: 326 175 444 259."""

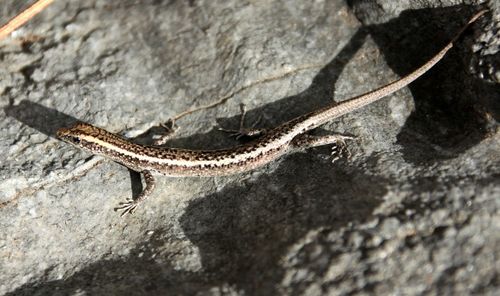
3 99 81 139
179 151 387 294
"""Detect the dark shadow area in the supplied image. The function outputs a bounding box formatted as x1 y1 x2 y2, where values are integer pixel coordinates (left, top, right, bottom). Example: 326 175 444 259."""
361 7 493 163
129 169 144 198
6 152 386 295
178 152 386 295
3 99 82 138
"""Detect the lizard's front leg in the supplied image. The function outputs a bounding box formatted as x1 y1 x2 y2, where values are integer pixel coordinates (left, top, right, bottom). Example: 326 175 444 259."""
114 170 156 216
218 103 266 139
153 119 179 146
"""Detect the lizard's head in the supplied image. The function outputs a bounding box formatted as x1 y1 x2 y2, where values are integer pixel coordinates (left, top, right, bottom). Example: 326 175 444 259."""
57 122 109 152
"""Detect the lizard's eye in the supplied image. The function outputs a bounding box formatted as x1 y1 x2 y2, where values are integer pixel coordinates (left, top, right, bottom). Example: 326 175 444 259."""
71 136 81 144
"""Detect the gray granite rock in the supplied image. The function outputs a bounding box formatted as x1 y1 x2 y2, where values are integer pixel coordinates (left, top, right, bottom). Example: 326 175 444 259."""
0 0 498 295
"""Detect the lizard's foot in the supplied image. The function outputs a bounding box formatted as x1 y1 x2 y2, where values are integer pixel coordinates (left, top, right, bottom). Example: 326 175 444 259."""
330 137 352 163
291 133 354 161
114 198 139 216
153 119 179 145
217 103 265 140
114 171 155 217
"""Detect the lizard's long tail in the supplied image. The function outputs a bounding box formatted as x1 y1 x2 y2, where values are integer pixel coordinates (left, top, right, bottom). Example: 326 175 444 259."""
297 10 487 133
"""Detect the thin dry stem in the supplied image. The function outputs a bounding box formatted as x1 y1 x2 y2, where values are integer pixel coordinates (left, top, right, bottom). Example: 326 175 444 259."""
0 0 55 41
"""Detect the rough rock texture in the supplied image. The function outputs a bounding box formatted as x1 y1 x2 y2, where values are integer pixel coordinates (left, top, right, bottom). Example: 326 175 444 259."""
0 0 498 295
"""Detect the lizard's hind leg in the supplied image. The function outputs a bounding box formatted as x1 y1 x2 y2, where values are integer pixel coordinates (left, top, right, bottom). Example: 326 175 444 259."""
291 133 354 163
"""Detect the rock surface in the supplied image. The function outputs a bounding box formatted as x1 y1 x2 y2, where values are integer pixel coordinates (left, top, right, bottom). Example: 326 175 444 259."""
0 0 498 295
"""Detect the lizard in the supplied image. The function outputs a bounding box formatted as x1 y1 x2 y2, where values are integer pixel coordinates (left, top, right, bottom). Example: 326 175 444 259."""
56 11 486 216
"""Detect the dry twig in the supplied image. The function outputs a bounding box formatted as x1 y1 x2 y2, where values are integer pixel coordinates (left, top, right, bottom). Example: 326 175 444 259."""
0 0 54 41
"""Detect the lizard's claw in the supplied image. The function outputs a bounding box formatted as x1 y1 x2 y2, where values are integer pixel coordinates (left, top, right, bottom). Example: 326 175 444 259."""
114 199 138 217
330 137 353 163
